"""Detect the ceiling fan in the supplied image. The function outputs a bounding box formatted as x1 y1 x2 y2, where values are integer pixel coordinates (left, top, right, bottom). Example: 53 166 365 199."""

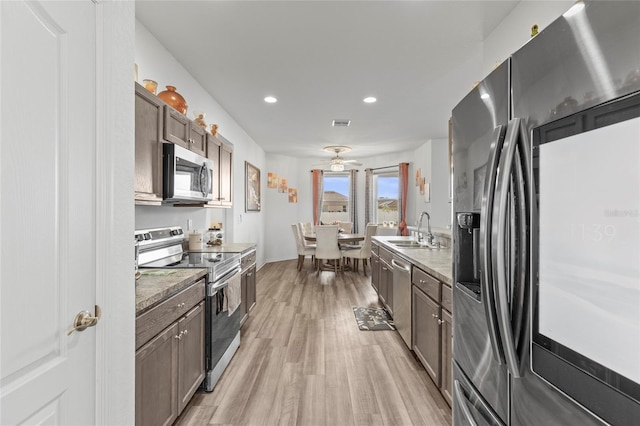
313 146 363 171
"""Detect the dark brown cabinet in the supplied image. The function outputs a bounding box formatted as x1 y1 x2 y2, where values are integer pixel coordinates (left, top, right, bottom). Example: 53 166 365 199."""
135 83 164 205
240 249 257 325
370 242 380 294
163 107 207 157
219 140 233 207
411 266 453 406
378 247 394 316
440 305 453 405
412 284 441 383
206 133 233 208
135 281 205 425
135 322 179 426
177 303 206 413
241 265 256 323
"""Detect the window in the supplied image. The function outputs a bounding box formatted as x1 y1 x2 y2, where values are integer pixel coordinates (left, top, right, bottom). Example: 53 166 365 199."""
321 172 350 223
373 170 399 224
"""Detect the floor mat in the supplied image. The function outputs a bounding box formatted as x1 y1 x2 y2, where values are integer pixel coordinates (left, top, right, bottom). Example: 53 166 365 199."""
352 306 395 331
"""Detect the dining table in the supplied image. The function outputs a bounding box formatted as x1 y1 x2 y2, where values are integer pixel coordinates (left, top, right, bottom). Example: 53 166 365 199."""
303 233 365 244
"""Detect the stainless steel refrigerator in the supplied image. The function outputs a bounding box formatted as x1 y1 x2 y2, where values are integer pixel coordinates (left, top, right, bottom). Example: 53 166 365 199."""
451 2 640 425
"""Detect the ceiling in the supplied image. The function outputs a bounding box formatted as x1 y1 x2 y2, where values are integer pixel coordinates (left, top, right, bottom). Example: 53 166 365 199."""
135 1 519 160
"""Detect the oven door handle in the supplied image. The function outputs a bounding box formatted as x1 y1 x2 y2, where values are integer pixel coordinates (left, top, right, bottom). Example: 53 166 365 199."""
208 266 241 296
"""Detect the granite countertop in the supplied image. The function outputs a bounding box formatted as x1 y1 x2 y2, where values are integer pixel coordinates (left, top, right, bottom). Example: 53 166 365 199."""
372 236 453 285
135 268 208 315
187 242 256 254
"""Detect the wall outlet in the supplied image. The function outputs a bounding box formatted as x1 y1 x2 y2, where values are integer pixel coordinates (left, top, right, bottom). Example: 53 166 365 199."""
238 214 242 224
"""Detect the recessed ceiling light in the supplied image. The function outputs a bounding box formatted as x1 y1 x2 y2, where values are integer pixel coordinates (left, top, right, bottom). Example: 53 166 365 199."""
264 96 277 103
363 97 377 103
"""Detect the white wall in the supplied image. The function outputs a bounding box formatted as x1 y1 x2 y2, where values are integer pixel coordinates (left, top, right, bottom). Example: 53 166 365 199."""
264 139 451 263
134 21 266 266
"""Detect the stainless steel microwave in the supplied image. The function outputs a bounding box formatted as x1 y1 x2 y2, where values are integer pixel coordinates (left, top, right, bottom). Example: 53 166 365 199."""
163 143 213 203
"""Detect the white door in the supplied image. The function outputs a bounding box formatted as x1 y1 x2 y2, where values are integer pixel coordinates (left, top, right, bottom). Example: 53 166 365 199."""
1 1 99 424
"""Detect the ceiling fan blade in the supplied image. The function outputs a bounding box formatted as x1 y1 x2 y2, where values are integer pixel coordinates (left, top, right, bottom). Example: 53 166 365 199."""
312 162 331 167
343 160 363 166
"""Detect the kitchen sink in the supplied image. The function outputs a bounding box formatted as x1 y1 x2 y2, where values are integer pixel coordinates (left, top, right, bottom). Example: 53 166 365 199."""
387 240 428 249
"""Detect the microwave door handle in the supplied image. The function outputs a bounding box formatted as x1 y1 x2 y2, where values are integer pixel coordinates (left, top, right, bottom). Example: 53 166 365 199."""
480 124 507 365
199 163 209 198
493 117 523 379
204 163 212 196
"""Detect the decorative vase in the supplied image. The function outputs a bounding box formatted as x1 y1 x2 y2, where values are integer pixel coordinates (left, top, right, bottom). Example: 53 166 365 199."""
157 85 188 115
193 111 207 129
210 124 218 136
143 79 157 94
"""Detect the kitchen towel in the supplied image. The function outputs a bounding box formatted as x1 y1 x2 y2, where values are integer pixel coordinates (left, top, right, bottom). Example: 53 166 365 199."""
226 272 241 316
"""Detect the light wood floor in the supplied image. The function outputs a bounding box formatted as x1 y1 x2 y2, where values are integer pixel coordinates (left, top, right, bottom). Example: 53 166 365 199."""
176 260 453 426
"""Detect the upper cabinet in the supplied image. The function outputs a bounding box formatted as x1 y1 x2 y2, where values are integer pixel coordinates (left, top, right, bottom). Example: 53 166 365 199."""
135 83 164 205
134 83 233 207
164 107 207 157
206 133 233 208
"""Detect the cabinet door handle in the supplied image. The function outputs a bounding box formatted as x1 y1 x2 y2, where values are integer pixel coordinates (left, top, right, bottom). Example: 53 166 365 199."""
438 319 444 325
174 331 184 340
182 329 188 336
247 272 253 277
176 302 185 308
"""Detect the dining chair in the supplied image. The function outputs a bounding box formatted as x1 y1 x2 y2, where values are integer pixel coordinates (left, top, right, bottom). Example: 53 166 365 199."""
314 225 342 273
342 224 378 275
291 224 316 271
337 221 353 233
298 222 315 248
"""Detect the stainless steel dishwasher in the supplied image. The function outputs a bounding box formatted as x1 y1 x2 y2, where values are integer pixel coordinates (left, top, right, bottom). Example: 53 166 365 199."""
392 255 412 348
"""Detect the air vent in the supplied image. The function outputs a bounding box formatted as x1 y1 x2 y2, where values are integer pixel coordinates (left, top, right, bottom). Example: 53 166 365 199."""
332 119 351 127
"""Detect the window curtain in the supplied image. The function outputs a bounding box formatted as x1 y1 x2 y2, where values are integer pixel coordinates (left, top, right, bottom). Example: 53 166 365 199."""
398 162 409 236
348 169 358 233
312 169 324 225
364 168 373 226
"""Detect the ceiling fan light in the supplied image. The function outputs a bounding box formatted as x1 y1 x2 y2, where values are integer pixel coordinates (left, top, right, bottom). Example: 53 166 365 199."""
330 163 344 172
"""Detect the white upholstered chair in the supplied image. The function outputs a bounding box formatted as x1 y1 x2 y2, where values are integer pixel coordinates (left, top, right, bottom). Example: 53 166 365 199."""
342 224 378 275
298 222 315 248
314 225 342 273
292 224 315 271
337 221 353 233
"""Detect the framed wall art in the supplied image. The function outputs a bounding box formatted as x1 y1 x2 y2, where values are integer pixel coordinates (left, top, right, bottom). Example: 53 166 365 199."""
245 161 261 212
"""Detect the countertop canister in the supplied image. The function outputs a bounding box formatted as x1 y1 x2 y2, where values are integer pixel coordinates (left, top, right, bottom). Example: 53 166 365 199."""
188 230 203 250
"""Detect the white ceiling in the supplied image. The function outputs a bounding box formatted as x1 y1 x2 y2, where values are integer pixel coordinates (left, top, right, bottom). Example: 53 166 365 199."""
135 1 519 160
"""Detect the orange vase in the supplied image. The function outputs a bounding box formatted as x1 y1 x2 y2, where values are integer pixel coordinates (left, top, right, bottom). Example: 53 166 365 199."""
157 85 188 114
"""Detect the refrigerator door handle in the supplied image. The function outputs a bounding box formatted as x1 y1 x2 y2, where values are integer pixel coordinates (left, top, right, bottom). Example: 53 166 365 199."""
453 380 479 426
480 125 507 365
512 121 532 373
492 117 523 378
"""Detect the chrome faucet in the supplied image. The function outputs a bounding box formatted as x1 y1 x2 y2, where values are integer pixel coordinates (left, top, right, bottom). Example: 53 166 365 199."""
417 211 434 245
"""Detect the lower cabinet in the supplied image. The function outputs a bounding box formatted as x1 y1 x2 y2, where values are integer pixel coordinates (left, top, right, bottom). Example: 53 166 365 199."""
370 250 380 294
136 280 205 426
378 247 394 316
440 307 453 405
412 285 441 383
135 322 179 426
240 264 256 325
412 265 453 406
177 303 206 413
